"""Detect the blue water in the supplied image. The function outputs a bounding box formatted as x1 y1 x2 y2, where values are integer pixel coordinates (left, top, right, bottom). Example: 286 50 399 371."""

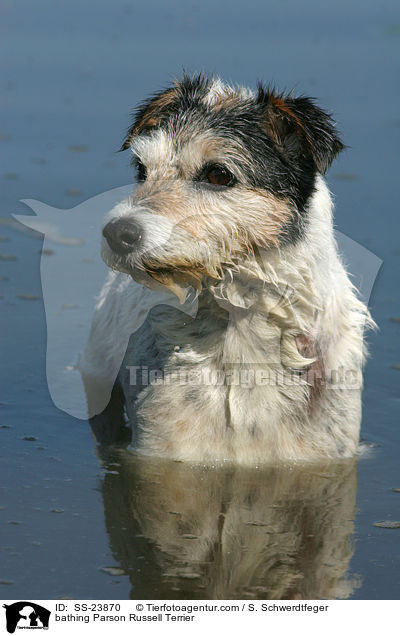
1 0 399 599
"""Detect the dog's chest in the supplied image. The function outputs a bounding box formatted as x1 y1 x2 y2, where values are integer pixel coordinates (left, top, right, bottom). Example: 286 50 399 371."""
119 300 312 461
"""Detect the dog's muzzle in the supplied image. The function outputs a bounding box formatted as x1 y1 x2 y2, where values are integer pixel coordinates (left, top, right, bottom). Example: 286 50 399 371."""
102 218 143 255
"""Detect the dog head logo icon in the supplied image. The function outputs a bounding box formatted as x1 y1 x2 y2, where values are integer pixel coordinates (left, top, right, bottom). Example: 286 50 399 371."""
3 602 50 633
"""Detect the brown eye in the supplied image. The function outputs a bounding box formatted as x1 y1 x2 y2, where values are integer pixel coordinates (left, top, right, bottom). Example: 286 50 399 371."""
205 165 234 187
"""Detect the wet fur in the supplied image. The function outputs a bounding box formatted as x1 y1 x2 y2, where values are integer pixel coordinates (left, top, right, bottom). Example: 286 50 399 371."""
81 74 372 464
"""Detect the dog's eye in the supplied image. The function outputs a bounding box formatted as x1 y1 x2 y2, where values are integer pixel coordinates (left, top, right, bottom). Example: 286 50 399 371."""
136 161 147 182
203 165 235 187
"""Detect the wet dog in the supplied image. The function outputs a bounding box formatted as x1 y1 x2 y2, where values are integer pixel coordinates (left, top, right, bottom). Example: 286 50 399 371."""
81 74 372 464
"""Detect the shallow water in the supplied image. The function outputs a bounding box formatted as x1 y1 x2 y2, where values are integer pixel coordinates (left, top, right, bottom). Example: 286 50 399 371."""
1 0 400 599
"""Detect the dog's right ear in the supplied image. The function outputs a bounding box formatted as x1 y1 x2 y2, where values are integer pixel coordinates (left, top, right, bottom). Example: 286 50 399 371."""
257 85 344 174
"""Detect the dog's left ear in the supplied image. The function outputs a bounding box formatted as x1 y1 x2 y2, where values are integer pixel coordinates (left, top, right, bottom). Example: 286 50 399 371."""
257 86 344 174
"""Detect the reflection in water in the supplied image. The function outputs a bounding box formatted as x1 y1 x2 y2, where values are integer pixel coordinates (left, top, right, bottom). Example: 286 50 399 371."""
98 451 360 599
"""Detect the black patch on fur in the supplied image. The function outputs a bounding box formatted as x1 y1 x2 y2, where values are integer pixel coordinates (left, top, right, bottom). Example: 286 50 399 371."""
135 158 147 182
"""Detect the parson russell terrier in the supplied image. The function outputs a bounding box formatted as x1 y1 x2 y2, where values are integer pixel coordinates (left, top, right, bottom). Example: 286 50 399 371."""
80 74 373 464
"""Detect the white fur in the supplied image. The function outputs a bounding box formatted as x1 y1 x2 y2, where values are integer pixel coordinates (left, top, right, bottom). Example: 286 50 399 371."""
80 176 372 465
203 78 254 105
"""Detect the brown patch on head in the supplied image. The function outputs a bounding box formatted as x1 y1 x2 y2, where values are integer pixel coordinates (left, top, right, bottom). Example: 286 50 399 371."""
269 96 296 119
131 180 205 231
138 89 178 130
250 189 295 248
121 87 179 149
267 94 309 143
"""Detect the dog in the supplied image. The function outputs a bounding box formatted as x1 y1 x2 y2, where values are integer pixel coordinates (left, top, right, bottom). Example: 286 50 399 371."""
80 74 372 464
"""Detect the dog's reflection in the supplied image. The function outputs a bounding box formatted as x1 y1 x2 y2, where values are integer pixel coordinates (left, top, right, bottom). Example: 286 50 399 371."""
100 452 360 599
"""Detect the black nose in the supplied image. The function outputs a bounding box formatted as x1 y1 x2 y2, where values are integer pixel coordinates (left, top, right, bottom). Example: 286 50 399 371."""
102 219 142 255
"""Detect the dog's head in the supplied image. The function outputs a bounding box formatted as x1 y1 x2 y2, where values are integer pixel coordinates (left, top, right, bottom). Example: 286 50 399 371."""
102 74 343 300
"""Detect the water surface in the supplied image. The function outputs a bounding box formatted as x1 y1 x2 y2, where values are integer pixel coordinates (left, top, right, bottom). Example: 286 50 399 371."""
1 0 399 599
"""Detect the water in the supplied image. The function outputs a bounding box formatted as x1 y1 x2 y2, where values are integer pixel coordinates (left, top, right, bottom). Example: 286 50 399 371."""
1 0 399 599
